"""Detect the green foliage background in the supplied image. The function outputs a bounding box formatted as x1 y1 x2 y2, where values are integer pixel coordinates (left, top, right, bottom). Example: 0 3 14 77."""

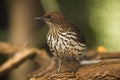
1 0 120 51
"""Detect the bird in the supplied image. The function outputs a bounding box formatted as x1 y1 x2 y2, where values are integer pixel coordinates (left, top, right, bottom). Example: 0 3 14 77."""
35 12 86 73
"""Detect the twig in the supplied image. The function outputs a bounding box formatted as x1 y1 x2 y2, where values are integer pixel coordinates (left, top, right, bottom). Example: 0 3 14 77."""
0 42 20 55
0 48 37 76
0 42 50 76
86 50 120 60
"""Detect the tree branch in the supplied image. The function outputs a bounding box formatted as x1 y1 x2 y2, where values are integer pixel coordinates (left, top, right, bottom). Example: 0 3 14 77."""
0 42 50 76
29 59 120 80
0 42 120 80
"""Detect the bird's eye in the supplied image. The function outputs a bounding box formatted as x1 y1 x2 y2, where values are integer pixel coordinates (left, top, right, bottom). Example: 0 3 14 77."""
46 16 52 19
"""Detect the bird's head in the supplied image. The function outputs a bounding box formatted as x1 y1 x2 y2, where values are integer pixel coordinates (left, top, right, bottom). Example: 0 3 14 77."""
35 12 66 27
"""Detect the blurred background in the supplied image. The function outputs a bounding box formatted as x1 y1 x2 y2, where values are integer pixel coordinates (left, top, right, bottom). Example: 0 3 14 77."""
0 0 120 80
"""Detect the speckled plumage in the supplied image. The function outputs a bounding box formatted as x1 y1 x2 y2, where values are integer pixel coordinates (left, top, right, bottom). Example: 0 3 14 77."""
47 24 86 60
39 12 86 72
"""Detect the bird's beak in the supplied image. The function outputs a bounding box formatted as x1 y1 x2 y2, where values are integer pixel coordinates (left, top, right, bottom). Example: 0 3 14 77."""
34 16 47 21
34 17 41 20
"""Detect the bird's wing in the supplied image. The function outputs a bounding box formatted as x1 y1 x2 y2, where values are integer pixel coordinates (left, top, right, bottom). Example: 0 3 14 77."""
69 23 86 45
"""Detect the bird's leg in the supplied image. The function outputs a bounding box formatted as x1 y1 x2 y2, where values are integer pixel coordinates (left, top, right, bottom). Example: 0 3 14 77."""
57 59 62 73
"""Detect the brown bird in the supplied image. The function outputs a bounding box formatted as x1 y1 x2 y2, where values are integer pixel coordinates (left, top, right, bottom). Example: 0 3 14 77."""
35 12 86 73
